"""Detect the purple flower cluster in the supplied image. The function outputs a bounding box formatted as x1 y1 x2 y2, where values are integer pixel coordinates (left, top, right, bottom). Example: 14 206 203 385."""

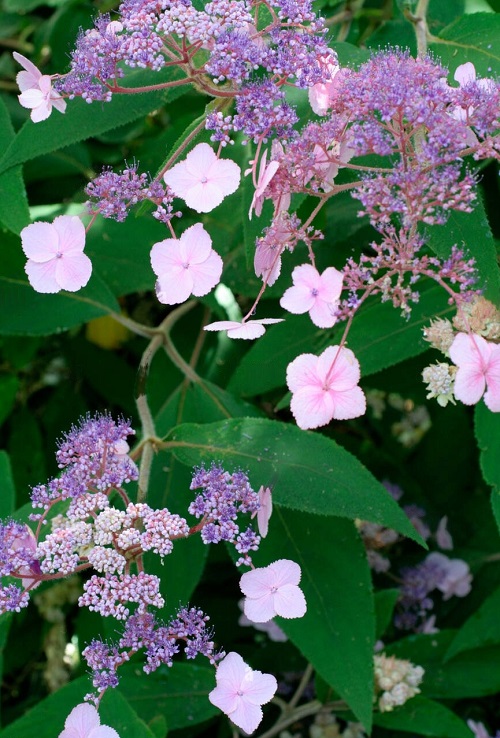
233 80 299 143
395 557 446 631
84 606 224 698
85 164 177 223
189 464 261 565
31 414 138 513
79 572 164 620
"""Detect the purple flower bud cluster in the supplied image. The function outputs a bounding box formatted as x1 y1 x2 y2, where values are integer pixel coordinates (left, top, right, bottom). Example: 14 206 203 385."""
394 558 446 631
31 414 138 513
84 606 224 697
79 572 164 620
0 522 41 611
189 464 262 564
233 80 299 143
85 164 177 223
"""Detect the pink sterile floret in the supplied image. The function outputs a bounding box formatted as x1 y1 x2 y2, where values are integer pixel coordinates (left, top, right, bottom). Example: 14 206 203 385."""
425 552 472 601
208 651 277 734
251 486 272 538
287 345 366 430
308 58 341 116
163 142 241 213
59 703 120 738
240 559 307 623
14 52 66 123
21 215 92 294
204 318 283 340
150 223 223 304
449 332 500 412
248 149 280 219
280 264 344 328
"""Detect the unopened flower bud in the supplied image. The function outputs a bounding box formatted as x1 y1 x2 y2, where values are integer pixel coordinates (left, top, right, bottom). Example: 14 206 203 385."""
422 319 455 355
453 296 500 340
422 362 456 407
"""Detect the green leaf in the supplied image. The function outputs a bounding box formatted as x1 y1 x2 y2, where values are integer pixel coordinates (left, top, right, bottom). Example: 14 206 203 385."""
165 417 423 542
0 97 29 234
257 510 375 729
373 695 472 738
430 13 500 78
119 662 218 730
475 403 500 530
425 198 500 303
0 232 120 336
446 584 500 660
0 66 188 175
388 630 500 699
0 451 15 518
0 376 18 428
375 589 399 639
0 613 12 727
0 677 155 738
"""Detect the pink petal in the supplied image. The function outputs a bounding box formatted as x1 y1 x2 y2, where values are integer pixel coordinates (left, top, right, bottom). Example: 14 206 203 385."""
328 385 366 420
255 487 272 538
286 353 321 393
206 157 241 197
241 670 277 705
190 250 223 297
244 594 277 623
453 364 486 406
55 252 92 291
16 70 40 93
268 559 302 587
290 385 335 430
51 94 67 114
454 62 476 86
204 320 243 332
280 283 315 315
308 298 338 329
184 182 226 213
150 238 181 277
156 267 194 304
319 346 361 390
240 567 273 599
229 699 263 734
25 259 60 293
185 142 217 176
53 216 86 253
18 88 44 111
308 82 330 116
209 684 239 715
30 100 52 123
63 703 100 734
227 323 265 339
273 583 307 619
163 161 195 199
215 652 247 687
484 345 500 411
13 52 42 82
319 267 344 301
88 727 120 738
39 75 52 95
178 223 212 264
21 221 58 262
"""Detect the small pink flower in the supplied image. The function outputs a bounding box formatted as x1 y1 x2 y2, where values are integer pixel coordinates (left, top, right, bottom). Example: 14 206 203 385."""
21 215 92 293
308 57 341 116
10 525 41 589
287 346 366 430
209 651 277 734
238 600 288 642
251 486 272 538
59 703 120 738
426 552 472 601
163 143 241 213
150 223 223 304
14 52 66 123
449 332 500 411
240 559 307 623
204 318 283 339
280 264 343 328
248 149 280 219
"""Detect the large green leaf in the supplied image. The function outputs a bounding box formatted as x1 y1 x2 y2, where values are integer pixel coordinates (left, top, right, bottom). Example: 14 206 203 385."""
373 695 472 738
164 417 423 541
0 451 15 519
256 510 375 729
446 584 500 660
0 66 188 175
430 13 500 78
475 403 500 530
388 630 500 699
0 677 155 738
119 662 218 731
0 97 29 235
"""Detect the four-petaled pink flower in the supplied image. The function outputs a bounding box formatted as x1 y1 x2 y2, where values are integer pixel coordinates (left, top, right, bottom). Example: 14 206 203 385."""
150 223 223 304
21 215 92 293
204 318 283 339
287 345 366 429
208 651 277 734
248 149 280 219
251 486 273 538
59 703 120 738
280 264 344 328
163 142 241 213
14 52 66 123
240 559 307 623
449 332 500 411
